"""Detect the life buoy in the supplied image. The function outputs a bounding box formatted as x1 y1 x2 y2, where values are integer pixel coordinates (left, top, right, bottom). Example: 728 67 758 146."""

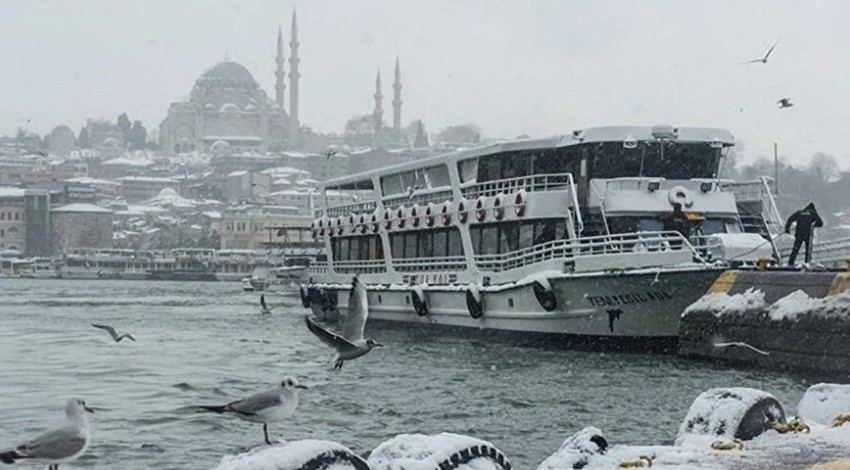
514 190 527 217
384 209 392 230
336 216 345 236
371 213 380 233
532 279 557 312
411 285 428 316
441 202 452 226
457 199 469 224
493 194 505 220
348 214 356 226
396 206 406 229
299 284 310 308
475 197 487 222
466 284 483 319
425 203 436 227
359 214 368 234
410 205 421 228
668 186 694 209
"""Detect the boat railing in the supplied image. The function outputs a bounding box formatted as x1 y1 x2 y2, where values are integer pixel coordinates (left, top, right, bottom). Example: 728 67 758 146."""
325 200 378 219
327 259 386 275
462 173 574 199
383 189 455 212
720 177 784 233
779 236 850 268
474 231 703 272
392 256 466 272
308 261 329 274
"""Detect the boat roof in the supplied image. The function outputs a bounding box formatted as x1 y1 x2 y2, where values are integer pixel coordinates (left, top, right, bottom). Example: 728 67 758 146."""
320 125 735 189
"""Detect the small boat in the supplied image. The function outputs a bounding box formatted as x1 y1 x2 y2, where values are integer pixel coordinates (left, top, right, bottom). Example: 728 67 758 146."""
242 277 255 291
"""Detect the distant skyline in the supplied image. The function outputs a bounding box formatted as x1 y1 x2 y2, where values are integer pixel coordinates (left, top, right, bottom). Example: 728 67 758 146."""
2 0 849 166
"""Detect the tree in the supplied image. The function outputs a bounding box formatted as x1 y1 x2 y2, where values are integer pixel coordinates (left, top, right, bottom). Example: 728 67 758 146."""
344 114 375 136
117 113 132 145
78 126 89 148
129 120 147 150
809 152 839 183
413 120 429 148
436 124 481 144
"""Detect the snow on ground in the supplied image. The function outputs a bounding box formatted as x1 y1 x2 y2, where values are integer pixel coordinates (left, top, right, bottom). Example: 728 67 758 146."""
769 290 850 321
675 388 782 446
212 440 365 470
797 383 850 426
682 288 767 318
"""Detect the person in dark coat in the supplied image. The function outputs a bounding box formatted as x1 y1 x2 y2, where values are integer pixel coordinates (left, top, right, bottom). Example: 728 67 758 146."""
664 203 691 248
784 202 823 265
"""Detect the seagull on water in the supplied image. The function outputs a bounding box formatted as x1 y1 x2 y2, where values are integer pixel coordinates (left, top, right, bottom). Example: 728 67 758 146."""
92 323 135 342
305 276 382 369
198 377 307 445
744 39 779 64
777 98 793 109
713 341 770 356
0 398 94 470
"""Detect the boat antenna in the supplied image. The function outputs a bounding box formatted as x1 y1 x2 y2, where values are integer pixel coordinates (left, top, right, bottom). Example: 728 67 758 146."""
637 142 647 188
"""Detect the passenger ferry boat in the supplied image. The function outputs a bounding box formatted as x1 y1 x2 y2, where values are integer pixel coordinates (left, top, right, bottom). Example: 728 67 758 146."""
303 125 782 346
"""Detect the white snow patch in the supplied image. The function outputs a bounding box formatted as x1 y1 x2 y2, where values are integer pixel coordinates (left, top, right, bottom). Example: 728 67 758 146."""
682 288 766 318
769 290 850 321
368 433 501 470
537 426 607 470
212 440 362 470
797 383 850 426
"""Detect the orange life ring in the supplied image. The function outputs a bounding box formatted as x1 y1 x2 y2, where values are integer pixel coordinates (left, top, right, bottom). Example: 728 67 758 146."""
410 205 420 228
457 199 469 224
397 206 406 229
441 202 452 226
514 190 527 217
493 194 505 220
475 198 487 222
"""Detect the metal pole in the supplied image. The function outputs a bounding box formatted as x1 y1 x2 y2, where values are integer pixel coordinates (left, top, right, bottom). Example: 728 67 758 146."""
774 142 779 197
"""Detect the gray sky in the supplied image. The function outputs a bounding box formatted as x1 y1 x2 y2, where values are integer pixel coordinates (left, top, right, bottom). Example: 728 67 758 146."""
2 0 849 166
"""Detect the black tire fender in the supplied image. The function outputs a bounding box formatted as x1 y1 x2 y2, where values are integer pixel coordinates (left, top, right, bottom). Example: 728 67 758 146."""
411 285 428 316
466 285 484 319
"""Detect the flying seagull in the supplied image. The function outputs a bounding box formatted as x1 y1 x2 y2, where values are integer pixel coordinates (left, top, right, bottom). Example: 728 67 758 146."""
777 98 793 109
198 377 307 445
744 39 779 64
325 148 337 159
92 323 135 342
713 341 770 356
305 276 382 369
0 398 94 470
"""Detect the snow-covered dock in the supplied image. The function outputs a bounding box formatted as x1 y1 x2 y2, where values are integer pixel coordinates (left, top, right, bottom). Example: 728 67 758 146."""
210 385 850 470
679 269 850 374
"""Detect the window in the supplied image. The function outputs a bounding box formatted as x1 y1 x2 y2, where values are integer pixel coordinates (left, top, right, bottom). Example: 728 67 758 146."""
472 220 568 255
13 213 19 221
0 212 4 220
403 233 418 259
457 159 478 184
390 228 462 259
447 229 463 257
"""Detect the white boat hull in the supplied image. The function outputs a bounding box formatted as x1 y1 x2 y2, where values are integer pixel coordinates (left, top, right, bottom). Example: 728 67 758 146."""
307 267 721 346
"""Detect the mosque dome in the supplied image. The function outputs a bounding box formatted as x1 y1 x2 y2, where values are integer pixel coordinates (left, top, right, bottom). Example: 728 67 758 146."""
51 125 73 136
102 137 121 147
199 61 257 85
158 188 179 199
210 140 231 151
220 103 240 113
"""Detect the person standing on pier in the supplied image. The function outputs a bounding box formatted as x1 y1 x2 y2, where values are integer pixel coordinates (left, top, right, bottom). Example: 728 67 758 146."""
784 202 823 266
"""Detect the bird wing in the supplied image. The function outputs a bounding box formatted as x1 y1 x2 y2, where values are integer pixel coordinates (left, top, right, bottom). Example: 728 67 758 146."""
228 390 282 416
92 323 118 339
744 58 764 64
15 425 86 460
305 316 358 352
341 276 369 342
764 40 778 60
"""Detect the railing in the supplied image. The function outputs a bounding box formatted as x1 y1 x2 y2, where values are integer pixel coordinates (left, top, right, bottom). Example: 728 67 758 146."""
461 173 574 199
308 261 329 275
779 237 850 268
392 256 467 272
383 189 455 212
325 200 378 218
474 231 703 273
721 177 784 234
328 259 387 274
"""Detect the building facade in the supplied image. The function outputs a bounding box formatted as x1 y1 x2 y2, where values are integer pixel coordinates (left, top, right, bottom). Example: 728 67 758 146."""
220 204 312 250
51 204 113 254
0 188 51 255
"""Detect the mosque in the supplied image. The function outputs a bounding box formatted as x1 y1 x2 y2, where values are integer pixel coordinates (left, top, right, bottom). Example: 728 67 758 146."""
159 11 404 155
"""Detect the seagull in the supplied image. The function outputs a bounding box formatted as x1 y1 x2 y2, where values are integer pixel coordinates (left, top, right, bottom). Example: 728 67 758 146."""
198 377 307 445
0 398 94 470
92 323 135 343
744 39 779 64
713 341 770 356
259 295 274 314
305 276 382 369
325 148 337 159
777 98 794 109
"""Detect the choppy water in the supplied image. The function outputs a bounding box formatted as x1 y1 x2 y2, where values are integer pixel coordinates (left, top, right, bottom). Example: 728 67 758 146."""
0 279 828 469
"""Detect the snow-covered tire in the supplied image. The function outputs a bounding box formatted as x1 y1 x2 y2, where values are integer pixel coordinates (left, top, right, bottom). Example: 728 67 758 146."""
675 387 785 445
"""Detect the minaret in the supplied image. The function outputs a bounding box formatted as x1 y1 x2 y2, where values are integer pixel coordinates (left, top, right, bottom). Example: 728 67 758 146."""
275 26 286 109
373 69 383 135
392 56 402 133
288 10 300 146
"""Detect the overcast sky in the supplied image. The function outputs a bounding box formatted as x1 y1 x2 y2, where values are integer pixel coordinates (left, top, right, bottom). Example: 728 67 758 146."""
2 0 849 166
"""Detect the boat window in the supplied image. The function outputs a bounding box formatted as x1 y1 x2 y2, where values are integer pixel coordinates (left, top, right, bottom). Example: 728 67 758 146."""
404 233 418 258
518 222 534 250
447 229 463 257
424 165 451 188
458 159 478 184
391 233 405 259
332 235 380 262
479 226 499 255
418 231 433 258
499 222 519 253
591 142 719 180
433 229 448 257
639 218 664 232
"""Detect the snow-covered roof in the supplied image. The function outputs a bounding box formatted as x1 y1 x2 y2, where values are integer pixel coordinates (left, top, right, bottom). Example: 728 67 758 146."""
260 166 310 176
102 157 154 167
227 170 248 177
52 203 112 214
0 187 26 198
116 176 178 183
65 176 121 186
